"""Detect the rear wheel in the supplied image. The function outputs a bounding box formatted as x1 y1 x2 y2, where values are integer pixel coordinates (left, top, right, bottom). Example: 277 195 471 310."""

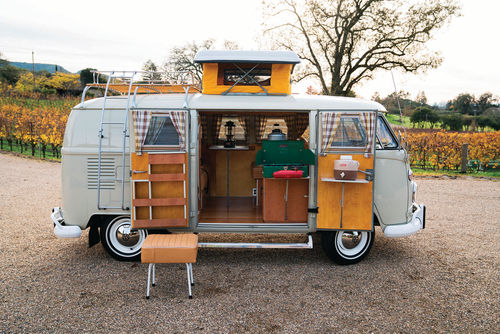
321 230 374 265
100 216 147 261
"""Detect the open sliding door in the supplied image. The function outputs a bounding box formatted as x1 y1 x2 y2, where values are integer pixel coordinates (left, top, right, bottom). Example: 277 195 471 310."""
130 110 190 229
316 111 377 231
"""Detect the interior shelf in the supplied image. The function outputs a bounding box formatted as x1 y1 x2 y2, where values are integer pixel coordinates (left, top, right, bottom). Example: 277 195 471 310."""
321 177 368 183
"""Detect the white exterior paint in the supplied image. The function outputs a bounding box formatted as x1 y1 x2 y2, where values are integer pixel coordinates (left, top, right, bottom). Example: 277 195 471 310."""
56 93 423 239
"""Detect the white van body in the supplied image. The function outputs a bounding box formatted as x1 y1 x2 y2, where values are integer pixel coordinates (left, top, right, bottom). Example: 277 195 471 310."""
52 92 425 264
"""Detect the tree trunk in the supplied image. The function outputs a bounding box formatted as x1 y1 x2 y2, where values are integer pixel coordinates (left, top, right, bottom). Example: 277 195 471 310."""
31 142 36 156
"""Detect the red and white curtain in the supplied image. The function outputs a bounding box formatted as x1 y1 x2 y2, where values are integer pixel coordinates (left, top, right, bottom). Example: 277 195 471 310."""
169 111 186 149
133 110 151 155
360 112 376 153
321 112 341 154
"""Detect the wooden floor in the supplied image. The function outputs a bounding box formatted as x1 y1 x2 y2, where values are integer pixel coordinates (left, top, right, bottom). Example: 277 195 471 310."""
199 197 264 224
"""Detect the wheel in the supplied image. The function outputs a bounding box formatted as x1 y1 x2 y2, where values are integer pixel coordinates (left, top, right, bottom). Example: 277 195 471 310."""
321 230 374 265
100 216 148 261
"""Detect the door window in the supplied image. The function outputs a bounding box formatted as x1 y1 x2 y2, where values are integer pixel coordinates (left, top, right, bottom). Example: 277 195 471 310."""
330 116 367 148
143 116 180 147
376 117 398 149
321 112 376 154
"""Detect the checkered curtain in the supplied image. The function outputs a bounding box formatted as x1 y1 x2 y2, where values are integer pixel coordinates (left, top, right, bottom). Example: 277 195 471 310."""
169 111 186 149
200 114 208 140
321 112 341 154
285 114 309 140
256 115 267 143
238 116 250 141
212 115 222 144
360 112 376 153
133 110 151 155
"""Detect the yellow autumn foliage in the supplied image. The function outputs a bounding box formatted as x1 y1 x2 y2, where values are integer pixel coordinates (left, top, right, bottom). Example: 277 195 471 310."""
406 130 500 170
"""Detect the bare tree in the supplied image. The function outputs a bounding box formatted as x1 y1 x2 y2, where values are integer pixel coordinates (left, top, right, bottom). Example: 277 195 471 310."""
162 39 241 85
162 39 215 84
263 0 460 96
141 59 162 82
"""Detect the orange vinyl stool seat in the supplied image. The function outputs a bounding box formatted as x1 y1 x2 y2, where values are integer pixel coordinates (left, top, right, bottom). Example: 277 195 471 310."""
141 234 198 299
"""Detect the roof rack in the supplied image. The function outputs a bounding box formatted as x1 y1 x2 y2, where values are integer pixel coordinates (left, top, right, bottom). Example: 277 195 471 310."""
82 70 200 101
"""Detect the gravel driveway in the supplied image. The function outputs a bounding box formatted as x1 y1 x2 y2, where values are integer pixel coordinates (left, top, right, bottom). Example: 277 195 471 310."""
0 153 498 333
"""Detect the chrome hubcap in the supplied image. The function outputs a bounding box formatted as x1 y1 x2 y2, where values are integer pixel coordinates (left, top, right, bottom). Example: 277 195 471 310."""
116 224 140 247
107 217 147 256
341 231 361 249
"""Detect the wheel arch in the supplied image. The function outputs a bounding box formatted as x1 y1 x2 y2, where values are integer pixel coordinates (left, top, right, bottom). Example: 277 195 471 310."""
86 214 122 248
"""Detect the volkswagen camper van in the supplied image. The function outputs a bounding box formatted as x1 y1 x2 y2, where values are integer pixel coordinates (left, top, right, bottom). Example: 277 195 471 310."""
51 50 425 265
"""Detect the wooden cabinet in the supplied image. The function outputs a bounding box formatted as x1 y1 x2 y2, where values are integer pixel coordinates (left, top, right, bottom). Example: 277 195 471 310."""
262 178 308 223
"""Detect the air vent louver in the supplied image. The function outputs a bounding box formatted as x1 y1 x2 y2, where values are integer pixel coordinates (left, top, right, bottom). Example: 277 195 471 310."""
87 157 116 190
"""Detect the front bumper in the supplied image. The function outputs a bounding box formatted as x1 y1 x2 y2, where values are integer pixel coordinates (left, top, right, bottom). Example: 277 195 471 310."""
51 207 82 238
383 203 426 238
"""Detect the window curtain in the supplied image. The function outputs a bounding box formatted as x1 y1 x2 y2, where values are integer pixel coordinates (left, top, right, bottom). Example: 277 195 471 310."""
133 110 152 155
169 111 186 149
238 115 251 141
200 114 208 140
321 112 341 154
285 114 309 140
256 115 267 143
212 115 222 144
360 112 376 153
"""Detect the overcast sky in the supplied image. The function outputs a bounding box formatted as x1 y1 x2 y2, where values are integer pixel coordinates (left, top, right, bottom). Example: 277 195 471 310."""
1 0 498 104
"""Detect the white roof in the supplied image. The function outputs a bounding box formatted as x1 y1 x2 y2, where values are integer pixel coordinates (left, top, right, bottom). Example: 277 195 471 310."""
194 50 300 64
76 93 386 112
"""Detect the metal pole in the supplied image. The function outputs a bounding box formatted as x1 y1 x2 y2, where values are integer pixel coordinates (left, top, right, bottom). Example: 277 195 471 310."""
226 150 230 209
31 51 36 92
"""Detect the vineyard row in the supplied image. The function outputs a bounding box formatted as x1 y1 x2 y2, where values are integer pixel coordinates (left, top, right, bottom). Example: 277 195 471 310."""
1 99 499 171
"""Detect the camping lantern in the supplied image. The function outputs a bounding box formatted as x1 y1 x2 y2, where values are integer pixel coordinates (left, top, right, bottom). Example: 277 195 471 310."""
224 120 236 148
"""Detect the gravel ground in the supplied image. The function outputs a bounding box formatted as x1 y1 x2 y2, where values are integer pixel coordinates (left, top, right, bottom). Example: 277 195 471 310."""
0 153 499 333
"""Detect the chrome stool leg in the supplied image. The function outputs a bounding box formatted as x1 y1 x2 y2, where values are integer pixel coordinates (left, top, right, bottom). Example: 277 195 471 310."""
186 263 193 299
146 263 153 299
189 263 194 286
152 263 156 286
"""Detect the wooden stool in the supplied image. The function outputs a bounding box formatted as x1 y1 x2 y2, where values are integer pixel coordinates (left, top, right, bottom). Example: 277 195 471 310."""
141 234 198 299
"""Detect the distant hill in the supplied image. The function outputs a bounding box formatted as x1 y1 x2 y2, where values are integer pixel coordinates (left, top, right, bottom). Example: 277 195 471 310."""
9 62 71 74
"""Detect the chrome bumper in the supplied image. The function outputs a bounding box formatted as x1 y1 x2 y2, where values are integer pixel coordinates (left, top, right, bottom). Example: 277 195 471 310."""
383 203 426 238
51 207 82 238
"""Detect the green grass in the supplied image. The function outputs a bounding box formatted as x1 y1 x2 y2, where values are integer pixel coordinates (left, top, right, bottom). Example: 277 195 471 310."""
385 113 412 127
412 167 500 179
0 140 61 161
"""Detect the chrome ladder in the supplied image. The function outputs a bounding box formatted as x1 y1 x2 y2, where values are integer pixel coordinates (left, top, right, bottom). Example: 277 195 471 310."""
96 71 137 210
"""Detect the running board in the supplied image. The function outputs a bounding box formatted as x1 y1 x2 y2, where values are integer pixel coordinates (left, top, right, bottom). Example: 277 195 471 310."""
198 234 313 249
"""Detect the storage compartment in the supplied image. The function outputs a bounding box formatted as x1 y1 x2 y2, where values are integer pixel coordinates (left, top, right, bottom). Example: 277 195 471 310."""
262 178 308 223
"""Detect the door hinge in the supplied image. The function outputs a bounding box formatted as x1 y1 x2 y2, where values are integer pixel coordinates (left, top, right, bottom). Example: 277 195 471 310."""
308 207 319 214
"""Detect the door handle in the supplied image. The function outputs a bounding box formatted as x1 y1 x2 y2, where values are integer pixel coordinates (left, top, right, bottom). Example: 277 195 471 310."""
132 170 147 174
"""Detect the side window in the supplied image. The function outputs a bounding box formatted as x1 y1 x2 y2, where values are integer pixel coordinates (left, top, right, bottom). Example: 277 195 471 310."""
144 116 179 146
376 117 398 149
330 116 367 148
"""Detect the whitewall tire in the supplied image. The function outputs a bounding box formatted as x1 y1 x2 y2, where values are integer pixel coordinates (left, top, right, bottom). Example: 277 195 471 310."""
321 230 374 265
100 216 147 261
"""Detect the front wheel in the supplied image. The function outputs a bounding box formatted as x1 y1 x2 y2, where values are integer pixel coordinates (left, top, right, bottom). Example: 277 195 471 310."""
100 216 148 261
321 230 374 265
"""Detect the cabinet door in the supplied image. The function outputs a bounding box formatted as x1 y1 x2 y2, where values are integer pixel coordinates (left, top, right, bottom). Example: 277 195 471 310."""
262 178 308 223
131 152 189 228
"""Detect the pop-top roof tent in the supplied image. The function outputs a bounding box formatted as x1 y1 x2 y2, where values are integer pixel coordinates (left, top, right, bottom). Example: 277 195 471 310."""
194 50 300 96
